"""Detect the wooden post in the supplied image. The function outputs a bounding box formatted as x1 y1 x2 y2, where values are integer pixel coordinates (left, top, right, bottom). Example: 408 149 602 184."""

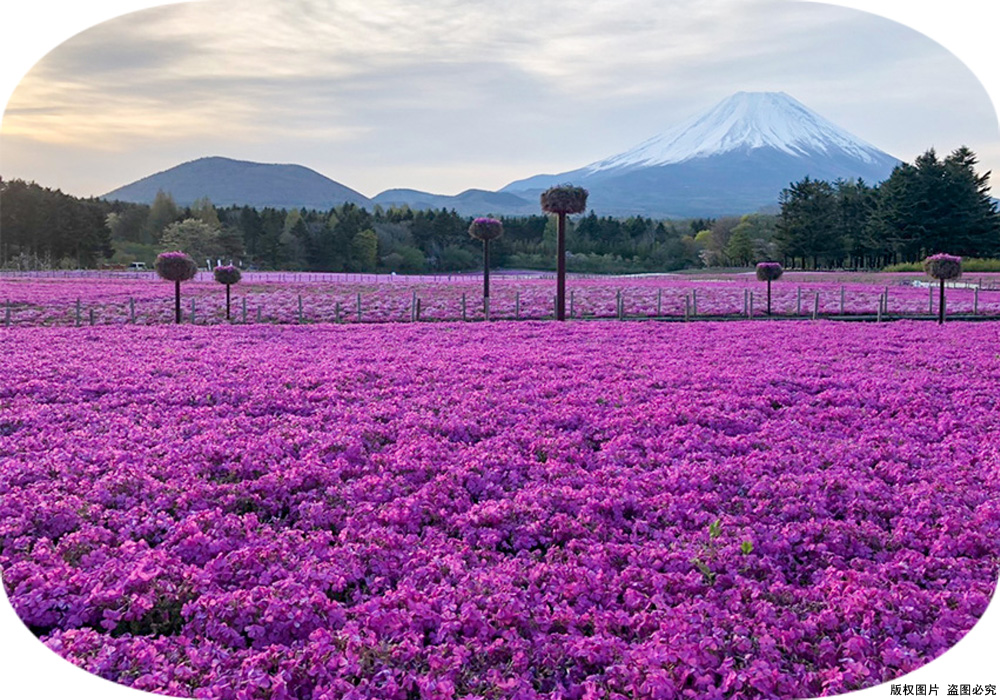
175 280 182 324
191 298 196 324
416 298 422 322
129 297 136 324
938 278 946 325
570 290 575 319
411 290 417 322
76 298 82 327
462 293 467 321
657 289 662 317
748 291 753 319
840 286 845 315
89 308 95 326
242 297 247 324
257 306 262 323
877 295 883 323
692 289 697 317
4 300 10 327
515 292 520 320
684 294 690 322
357 292 362 322
298 294 304 324
929 284 934 314
743 289 748 317
335 301 341 324
974 287 979 315
813 292 819 320
796 287 802 316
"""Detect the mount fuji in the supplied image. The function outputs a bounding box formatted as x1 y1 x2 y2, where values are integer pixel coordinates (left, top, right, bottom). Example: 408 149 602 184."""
500 91 901 217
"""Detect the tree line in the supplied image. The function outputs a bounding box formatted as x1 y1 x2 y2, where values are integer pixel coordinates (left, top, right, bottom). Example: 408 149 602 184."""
2 146 996 272
775 147 1000 268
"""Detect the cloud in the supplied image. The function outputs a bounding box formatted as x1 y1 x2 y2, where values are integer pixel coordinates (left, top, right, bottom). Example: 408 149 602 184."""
2 0 997 196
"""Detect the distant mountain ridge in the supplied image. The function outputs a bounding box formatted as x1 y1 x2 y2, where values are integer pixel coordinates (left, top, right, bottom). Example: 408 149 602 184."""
102 156 373 210
102 92 903 217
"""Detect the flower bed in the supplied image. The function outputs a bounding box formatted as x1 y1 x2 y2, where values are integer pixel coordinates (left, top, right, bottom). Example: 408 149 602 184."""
1 321 998 699
3 273 1000 326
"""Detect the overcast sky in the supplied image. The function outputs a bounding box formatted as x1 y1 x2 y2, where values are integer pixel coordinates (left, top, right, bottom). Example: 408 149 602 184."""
1 0 999 201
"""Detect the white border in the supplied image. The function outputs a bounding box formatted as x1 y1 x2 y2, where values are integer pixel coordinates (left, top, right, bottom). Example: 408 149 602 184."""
1 3 998 699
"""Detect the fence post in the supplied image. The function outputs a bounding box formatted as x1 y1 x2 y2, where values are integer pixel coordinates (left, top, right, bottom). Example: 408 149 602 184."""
684 294 690 322
76 298 82 327
813 292 819 320
462 293 467 321
796 287 802 316
570 290 575 319
877 294 883 323
929 285 933 314
657 289 662 317
840 286 845 315
89 308 95 326
743 289 748 317
411 290 417 322
191 298 196 324
417 298 422 322
515 292 520 321
748 291 753 319
257 306 262 323
242 297 247 324
298 295 304 324
129 297 135 324
4 300 10 327
335 301 341 324
692 289 698 317
974 287 979 316
357 292 362 322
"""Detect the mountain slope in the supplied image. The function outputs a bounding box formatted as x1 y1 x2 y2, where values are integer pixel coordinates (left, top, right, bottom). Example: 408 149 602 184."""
372 188 535 216
103 156 373 209
502 91 901 217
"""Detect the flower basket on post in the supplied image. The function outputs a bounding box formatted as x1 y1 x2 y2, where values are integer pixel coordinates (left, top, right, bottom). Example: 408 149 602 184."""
755 262 784 316
155 251 198 324
540 185 588 321
213 265 242 321
468 218 503 321
923 253 962 325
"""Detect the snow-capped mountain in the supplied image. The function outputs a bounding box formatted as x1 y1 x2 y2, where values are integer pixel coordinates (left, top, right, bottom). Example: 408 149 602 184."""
501 91 901 217
585 91 892 172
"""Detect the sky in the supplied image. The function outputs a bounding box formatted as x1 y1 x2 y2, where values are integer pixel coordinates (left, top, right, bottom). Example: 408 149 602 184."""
1 0 999 201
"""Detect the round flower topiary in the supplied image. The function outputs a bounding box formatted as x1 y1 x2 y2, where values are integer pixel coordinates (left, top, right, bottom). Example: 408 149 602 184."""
155 251 198 324
213 265 242 321
154 251 198 282
213 265 242 286
540 185 589 215
755 261 784 282
923 253 962 325
468 217 503 242
923 253 962 281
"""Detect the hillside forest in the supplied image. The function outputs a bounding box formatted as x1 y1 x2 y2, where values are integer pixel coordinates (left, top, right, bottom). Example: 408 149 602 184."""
1 147 997 273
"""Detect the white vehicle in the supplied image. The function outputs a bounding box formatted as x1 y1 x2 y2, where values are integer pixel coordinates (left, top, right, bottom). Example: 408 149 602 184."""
128 262 147 271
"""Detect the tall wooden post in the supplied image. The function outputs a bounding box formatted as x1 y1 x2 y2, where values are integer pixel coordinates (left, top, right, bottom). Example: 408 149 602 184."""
556 213 567 321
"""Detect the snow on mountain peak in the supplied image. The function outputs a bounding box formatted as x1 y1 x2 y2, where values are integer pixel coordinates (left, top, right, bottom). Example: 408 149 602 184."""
586 91 889 173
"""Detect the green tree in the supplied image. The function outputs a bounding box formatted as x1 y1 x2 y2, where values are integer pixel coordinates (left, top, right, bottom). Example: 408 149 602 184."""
143 190 181 244
351 228 378 271
776 177 838 268
160 218 221 266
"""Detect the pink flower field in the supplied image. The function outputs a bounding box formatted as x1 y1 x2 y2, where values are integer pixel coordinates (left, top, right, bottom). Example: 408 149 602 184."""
1 320 999 699
3 273 1000 326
